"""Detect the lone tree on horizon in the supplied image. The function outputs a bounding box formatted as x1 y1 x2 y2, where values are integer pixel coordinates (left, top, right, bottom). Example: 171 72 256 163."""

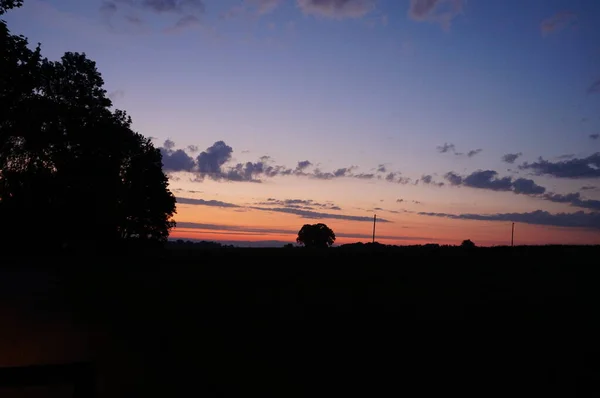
0 0 176 250
296 223 336 248
461 239 476 249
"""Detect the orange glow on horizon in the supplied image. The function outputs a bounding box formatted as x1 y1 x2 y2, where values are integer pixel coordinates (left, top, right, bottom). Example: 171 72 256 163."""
171 214 600 247
171 201 600 247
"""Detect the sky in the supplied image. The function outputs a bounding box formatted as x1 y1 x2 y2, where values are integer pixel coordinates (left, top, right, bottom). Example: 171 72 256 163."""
4 0 600 246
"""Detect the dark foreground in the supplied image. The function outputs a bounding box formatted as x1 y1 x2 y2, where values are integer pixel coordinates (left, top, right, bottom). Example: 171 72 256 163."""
1 245 598 397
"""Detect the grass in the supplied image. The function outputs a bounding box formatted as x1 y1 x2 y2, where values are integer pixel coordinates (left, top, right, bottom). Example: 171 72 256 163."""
1 244 598 397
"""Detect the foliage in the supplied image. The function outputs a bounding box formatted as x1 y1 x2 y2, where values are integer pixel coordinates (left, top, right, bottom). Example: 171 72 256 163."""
0 1 176 250
296 223 336 248
461 239 476 249
0 0 22 15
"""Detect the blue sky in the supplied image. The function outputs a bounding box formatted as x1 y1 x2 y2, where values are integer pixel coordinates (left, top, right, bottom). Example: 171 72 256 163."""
4 0 600 245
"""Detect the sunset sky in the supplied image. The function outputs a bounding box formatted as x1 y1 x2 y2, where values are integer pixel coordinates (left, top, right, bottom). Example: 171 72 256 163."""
5 0 600 246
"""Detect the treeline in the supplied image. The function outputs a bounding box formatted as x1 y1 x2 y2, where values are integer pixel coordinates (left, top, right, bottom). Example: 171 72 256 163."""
0 0 176 253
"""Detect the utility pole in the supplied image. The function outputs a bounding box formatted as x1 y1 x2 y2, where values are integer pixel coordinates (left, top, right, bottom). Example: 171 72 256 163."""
511 222 515 247
372 214 377 244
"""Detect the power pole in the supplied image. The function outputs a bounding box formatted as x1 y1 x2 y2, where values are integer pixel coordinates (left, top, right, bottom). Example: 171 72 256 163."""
511 222 515 247
372 214 377 244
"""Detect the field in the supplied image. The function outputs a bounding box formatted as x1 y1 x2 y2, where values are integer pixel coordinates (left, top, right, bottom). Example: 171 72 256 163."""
1 245 598 397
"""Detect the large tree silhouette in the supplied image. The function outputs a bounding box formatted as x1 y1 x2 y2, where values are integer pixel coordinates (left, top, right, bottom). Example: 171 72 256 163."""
0 1 176 250
296 223 336 248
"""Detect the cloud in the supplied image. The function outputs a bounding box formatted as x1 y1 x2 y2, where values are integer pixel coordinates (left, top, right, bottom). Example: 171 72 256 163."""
219 4 244 19
176 221 422 241
462 170 513 191
273 199 335 211
354 173 375 179
511 178 546 195
437 142 455 153
196 141 233 177
176 197 241 208
444 170 546 195
175 194 387 223
589 79 600 94
420 174 444 187
408 0 463 29
419 210 600 229
556 154 575 160
540 11 576 36
445 168 599 210
409 0 444 19
222 161 270 182
165 14 201 32
111 0 204 13
437 143 482 158
443 171 463 186
177 195 382 223
125 14 144 24
100 1 117 16
176 222 293 235
163 139 175 150
257 198 342 211
467 149 482 158
188 142 359 182
296 0 375 19
384 172 412 184
502 152 522 164
519 153 600 179
159 139 195 172
332 167 353 177
182 191 598 222
444 168 599 211
590 134 599 140
448 168 599 210
544 192 600 211
245 0 282 14
543 192 581 204
161 149 196 172
108 89 125 100
376 164 387 173
221 0 282 19
160 139 421 185
295 160 312 172
138 0 204 14
106 0 204 31
161 139 287 180
312 167 356 180
173 188 203 194
251 205 390 223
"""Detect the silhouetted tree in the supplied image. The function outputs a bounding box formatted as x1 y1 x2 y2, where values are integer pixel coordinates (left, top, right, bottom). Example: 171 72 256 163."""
296 223 336 248
0 0 22 15
0 2 176 250
461 239 476 249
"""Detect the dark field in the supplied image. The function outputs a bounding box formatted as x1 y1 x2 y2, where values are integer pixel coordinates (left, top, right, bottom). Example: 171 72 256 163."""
1 245 598 397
